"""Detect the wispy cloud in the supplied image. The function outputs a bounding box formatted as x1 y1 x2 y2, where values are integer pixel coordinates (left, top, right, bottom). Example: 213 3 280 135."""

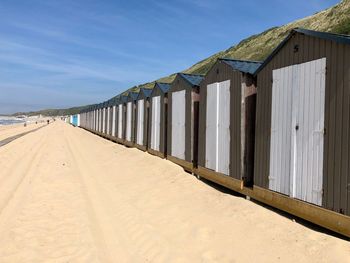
0 0 340 114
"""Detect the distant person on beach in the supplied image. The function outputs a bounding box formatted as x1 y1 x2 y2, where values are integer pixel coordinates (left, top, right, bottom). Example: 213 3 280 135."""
47 120 50 125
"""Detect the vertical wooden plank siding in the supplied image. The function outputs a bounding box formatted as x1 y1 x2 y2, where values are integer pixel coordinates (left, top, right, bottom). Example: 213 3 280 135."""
118 104 123 139
115 105 119 138
102 108 106 134
151 96 161 151
137 99 144 145
171 90 186 159
198 61 247 180
255 32 350 215
112 106 116 137
345 46 350 215
126 102 132 141
144 99 150 147
96 109 98 131
107 107 110 135
205 83 218 171
167 76 194 163
217 80 231 175
269 66 293 195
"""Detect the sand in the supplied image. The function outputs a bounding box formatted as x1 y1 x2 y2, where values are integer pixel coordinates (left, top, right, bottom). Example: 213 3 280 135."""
0 121 348 263
0 121 47 141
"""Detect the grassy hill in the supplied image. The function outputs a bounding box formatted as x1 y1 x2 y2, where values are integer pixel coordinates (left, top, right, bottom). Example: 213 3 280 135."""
17 0 350 116
12 105 92 117
126 0 350 92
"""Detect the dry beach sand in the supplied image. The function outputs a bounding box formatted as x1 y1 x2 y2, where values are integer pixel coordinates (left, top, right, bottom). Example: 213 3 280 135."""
0 121 349 262
0 120 47 141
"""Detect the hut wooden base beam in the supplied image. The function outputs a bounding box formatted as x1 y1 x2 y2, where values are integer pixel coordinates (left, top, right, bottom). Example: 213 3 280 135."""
248 186 350 238
148 148 165 159
167 155 193 172
124 141 135 147
135 144 147 151
194 166 244 192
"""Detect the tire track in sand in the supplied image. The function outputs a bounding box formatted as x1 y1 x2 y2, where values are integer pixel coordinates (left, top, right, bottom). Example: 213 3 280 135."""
0 123 101 262
63 126 116 263
65 125 171 262
0 125 48 220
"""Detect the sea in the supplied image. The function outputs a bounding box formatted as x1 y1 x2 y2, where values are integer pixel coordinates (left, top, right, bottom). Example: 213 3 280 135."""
0 116 26 126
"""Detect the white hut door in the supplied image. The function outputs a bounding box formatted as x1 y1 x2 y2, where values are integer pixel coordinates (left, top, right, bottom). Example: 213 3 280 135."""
102 108 106 133
171 90 186 159
126 102 132 141
94 110 97 130
205 81 230 175
107 108 110 135
151 96 161 151
96 110 98 131
137 100 144 145
118 105 123 139
270 58 326 206
100 110 102 132
292 58 326 206
217 80 231 175
269 66 293 195
205 83 218 171
98 110 101 132
112 106 116 136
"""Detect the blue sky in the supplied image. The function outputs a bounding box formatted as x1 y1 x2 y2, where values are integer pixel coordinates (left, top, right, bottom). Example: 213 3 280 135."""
0 0 340 114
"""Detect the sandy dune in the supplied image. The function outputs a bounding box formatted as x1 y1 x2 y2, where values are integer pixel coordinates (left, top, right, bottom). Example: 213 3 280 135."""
0 121 348 263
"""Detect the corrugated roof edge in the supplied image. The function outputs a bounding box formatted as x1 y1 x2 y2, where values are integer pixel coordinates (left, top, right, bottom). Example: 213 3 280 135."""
178 72 204 87
254 27 350 76
154 82 171 93
138 88 153 99
201 57 262 80
128 91 139 101
220 58 262 74
220 58 262 64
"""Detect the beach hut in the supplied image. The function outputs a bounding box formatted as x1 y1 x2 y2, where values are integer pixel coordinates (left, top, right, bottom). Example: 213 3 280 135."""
102 101 109 135
108 98 118 139
90 106 94 131
254 28 350 222
93 105 98 132
135 88 153 151
89 106 94 131
98 103 103 134
124 92 139 147
84 108 88 130
148 82 171 158
196 58 261 190
96 105 100 133
93 106 97 131
97 105 100 132
81 109 86 129
116 95 128 143
70 114 80 127
84 109 89 129
106 99 115 138
105 101 111 136
79 110 85 128
167 73 203 172
111 96 121 141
